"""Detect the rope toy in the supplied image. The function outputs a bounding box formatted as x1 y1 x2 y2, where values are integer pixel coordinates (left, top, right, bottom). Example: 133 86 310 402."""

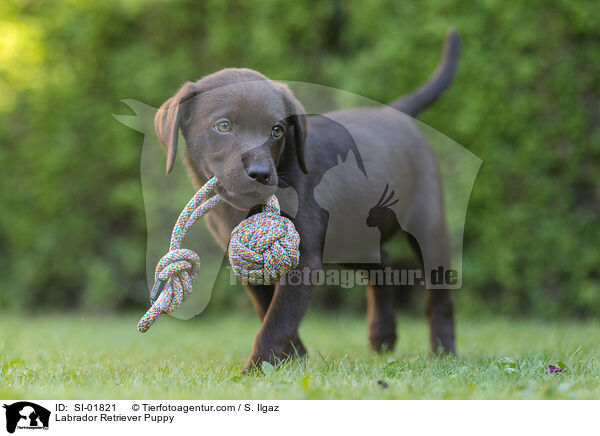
137 177 300 332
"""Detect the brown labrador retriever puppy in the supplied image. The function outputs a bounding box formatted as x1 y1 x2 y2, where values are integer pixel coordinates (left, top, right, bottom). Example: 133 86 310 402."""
154 30 460 371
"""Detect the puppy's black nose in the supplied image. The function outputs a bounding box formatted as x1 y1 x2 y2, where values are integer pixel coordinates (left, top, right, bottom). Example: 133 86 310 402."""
244 163 272 185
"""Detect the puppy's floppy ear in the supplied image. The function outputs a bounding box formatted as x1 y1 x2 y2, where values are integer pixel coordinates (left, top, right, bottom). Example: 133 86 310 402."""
278 83 308 174
154 81 198 174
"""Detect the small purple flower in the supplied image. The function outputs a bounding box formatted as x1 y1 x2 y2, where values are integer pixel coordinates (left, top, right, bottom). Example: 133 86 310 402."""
548 365 564 373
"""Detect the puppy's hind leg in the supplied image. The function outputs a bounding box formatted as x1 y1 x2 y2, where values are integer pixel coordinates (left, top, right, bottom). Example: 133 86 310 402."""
367 280 397 352
349 252 397 352
407 229 456 355
244 284 274 321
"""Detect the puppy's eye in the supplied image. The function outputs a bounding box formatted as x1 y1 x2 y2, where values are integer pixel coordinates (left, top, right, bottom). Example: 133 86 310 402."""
214 121 232 133
271 125 284 138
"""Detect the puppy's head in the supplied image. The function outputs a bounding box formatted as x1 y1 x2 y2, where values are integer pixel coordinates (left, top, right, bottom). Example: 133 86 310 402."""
154 68 307 209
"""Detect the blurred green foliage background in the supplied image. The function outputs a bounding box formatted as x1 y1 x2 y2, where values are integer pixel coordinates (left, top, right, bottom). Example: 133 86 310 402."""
0 0 598 317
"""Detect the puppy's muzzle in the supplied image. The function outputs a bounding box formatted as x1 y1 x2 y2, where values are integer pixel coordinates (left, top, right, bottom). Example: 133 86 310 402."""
241 150 276 186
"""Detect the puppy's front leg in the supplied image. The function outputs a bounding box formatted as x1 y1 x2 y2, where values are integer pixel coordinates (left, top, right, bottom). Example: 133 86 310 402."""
245 283 308 358
243 259 316 371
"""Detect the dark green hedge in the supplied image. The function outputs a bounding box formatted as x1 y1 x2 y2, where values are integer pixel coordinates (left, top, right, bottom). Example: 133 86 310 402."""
1 0 598 316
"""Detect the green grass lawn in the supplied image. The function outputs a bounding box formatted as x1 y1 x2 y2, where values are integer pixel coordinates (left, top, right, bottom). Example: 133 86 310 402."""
1 311 599 399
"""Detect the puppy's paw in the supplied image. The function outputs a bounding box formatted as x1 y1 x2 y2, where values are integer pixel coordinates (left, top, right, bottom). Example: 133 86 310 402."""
287 334 308 358
242 332 309 374
430 329 456 356
369 322 397 352
241 351 280 375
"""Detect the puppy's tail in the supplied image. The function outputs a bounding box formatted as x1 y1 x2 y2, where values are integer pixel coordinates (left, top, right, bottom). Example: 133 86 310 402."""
390 29 460 117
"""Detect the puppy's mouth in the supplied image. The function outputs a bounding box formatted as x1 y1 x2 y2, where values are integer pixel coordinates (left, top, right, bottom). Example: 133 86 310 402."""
215 184 276 210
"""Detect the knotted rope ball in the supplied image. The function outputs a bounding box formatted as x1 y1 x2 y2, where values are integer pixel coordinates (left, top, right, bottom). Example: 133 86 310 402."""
229 196 300 285
137 177 300 332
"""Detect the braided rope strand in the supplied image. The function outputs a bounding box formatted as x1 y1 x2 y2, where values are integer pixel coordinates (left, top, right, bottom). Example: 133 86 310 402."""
137 177 300 332
137 177 222 332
